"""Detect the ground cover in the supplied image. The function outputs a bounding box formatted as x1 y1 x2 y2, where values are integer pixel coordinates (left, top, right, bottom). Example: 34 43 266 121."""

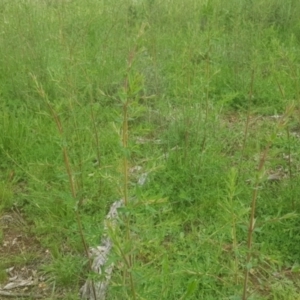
1 0 300 299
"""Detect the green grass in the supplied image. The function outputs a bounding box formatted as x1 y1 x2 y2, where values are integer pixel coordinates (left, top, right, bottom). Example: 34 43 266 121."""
1 0 300 299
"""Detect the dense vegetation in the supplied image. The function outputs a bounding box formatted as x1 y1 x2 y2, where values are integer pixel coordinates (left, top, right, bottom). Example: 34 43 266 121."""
1 0 300 299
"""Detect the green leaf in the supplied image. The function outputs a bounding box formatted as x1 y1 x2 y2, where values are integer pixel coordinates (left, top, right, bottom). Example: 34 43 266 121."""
179 280 197 300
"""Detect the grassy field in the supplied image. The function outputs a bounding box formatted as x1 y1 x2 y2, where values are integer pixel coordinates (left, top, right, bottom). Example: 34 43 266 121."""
1 0 300 299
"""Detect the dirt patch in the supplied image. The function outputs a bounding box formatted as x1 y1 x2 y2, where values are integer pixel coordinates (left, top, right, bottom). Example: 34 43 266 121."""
0 210 55 299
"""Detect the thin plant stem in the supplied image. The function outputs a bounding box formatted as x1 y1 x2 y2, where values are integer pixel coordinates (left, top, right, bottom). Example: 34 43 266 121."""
242 70 255 158
200 42 211 153
31 75 97 300
286 127 294 210
46 102 98 300
242 143 270 300
242 106 294 300
119 45 138 300
274 75 295 210
90 106 101 169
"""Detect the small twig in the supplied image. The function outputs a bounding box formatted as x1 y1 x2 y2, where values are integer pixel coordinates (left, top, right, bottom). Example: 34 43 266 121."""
0 290 45 299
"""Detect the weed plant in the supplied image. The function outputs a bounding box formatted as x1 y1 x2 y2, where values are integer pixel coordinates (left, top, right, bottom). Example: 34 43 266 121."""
1 0 300 299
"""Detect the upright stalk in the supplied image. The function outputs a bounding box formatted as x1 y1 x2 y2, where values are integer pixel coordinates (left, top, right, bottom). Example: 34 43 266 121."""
242 105 293 300
119 45 139 300
200 43 211 153
31 75 97 300
121 98 136 300
90 104 103 198
240 70 255 160
275 76 295 210
242 143 270 300
286 127 294 210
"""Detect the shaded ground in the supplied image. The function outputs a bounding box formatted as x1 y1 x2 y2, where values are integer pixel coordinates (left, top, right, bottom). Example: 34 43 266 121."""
0 210 61 299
